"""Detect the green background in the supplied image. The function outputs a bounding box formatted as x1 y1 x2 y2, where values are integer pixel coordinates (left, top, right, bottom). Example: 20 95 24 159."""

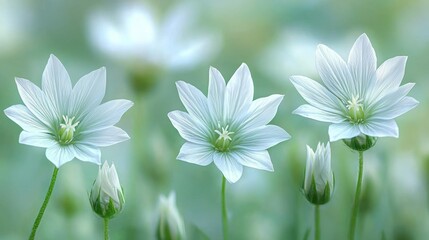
0 0 427 239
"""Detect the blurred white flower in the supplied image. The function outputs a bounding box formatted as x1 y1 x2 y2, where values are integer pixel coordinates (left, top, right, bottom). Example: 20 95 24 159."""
4 54 133 167
168 63 290 183
157 192 186 240
290 33 418 143
88 3 220 71
260 30 318 82
303 142 334 205
90 161 125 219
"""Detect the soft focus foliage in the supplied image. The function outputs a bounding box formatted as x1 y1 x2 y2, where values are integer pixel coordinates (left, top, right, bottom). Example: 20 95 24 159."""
0 0 428 239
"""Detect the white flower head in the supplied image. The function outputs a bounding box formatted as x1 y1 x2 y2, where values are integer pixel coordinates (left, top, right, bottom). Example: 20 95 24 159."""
4 54 133 167
290 33 419 143
168 63 291 183
157 192 186 240
88 3 220 71
90 161 125 219
304 142 334 205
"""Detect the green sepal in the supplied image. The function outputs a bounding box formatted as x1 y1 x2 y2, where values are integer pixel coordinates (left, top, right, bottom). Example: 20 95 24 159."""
343 134 377 152
156 219 173 240
303 174 334 205
89 188 124 219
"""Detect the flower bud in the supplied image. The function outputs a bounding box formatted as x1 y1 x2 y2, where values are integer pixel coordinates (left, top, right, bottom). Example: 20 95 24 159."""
156 192 186 240
90 161 125 219
343 134 377 152
303 142 334 205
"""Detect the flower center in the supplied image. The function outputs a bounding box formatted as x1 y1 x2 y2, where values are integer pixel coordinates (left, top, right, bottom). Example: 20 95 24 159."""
346 95 365 124
214 124 234 152
58 115 79 144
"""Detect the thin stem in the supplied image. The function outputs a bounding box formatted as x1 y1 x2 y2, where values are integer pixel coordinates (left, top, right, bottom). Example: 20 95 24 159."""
315 205 320 240
349 151 364 240
29 167 59 240
221 176 228 240
104 218 110 240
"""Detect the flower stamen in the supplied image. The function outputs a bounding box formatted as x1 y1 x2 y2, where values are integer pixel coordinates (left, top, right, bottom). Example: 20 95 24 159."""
214 124 234 152
346 95 365 124
58 115 79 144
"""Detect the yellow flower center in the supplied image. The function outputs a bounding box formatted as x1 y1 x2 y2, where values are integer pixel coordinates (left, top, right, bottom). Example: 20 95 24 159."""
58 115 79 144
346 95 365 124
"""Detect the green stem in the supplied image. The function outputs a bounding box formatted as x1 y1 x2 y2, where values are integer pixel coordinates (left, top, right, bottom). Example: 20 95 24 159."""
349 151 364 240
29 167 59 240
104 218 109 240
315 205 320 240
221 176 228 240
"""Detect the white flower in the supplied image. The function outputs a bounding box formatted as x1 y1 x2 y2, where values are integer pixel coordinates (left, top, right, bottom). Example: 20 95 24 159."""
88 3 220 71
157 192 186 240
290 33 419 142
168 63 290 183
304 142 334 205
90 161 125 219
4 54 133 167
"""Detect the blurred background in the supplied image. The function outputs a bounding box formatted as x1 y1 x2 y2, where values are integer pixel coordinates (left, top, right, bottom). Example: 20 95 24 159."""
0 0 428 239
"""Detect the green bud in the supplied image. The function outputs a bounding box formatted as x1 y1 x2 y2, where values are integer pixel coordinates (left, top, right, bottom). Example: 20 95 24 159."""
90 161 125 219
156 192 186 240
343 134 377 152
303 142 334 205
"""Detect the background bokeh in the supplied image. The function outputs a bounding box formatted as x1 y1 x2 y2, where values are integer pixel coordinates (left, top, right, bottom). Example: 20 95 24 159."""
1 0 428 239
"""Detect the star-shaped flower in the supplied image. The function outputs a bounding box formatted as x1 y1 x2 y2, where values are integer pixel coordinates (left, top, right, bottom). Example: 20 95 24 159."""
290 34 418 142
4 54 133 167
88 3 219 71
168 63 290 183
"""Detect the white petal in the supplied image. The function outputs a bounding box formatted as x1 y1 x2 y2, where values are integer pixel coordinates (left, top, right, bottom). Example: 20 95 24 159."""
328 122 361 142
79 99 133 133
168 110 210 145
224 63 254 123
19 131 57 148
293 104 344 123
372 56 407 100
316 44 355 100
4 105 48 132
15 78 55 128
304 145 315 192
42 54 72 115
177 142 214 166
347 33 377 96
237 125 291 151
68 67 106 119
73 144 101 165
108 163 122 192
168 34 219 70
290 76 344 115
208 66 226 121
213 153 243 183
369 83 415 114
160 3 192 46
232 150 273 172
370 96 418 120
79 126 129 147
46 144 75 168
175 81 211 125
241 94 284 130
104 163 120 203
359 119 398 138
